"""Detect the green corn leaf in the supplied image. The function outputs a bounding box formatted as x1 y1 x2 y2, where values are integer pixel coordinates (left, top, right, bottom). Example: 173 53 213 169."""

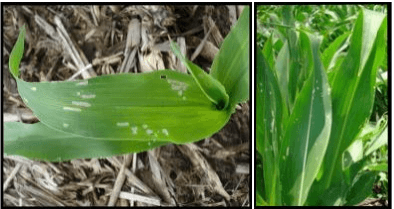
257 44 286 205
15 71 230 143
321 31 350 70
342 139 363 171
9 24 25 78
275 39 291 110
256 154 265 205
297 30 314 97
5 122 168 162
282 6 302 108
364 126 387 156
279 32 332 206
5 8 249 161
256 193 268 206
308 9 387 206
363 163 388 172
211 6 249 106
318 9 387 192
344 171 376 206
307 179 348 206
261 35 275 71
170 41 229 110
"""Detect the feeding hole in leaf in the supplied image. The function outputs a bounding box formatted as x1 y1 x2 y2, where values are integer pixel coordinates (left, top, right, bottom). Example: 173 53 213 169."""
116 122 129 127
131 126 138 135
63 106 82 112
162 129 169 136
72 101 91 107
80 94 96 99
160 75 167 79
167 79 188 91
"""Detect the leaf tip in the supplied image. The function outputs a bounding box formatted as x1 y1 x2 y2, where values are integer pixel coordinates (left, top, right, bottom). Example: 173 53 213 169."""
9 25 26 79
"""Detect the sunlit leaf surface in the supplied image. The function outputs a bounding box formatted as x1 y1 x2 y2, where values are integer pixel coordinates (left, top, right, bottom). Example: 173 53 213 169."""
4 7 250 162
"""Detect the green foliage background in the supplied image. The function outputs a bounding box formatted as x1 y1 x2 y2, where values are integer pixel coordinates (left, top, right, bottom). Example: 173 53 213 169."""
256 5 387 206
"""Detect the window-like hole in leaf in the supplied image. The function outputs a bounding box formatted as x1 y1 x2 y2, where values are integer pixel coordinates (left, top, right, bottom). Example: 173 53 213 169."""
160 75 167 79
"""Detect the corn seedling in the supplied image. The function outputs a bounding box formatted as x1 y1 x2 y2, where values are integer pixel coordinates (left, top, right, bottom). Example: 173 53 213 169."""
5 7 249 162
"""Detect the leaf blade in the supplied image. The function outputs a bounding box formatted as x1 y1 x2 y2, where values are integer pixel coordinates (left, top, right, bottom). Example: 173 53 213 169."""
4 122 169 162
279 33 332 206
16 70 230 143
9 24 25 78
257 46 285 205
319 9 387 191
211 6 250 106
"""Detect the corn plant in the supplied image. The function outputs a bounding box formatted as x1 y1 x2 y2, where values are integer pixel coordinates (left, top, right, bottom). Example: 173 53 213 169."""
256 6 387 206
4 7 249 162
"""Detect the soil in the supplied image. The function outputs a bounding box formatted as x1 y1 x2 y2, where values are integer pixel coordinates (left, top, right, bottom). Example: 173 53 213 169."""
2 5 249 206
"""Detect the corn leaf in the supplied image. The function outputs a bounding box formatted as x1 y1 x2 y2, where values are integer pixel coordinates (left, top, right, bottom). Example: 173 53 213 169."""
257 46 284 205
211 6 249 106
344 172 376 206
279 32 332 206
342 139 363 170
256 154 265 204
365 126 388 156
318 9 387 192
282 6 302 108
363 163 388 172
275 39 291 110
5 122 168 162
15 71 230 143
256 193 268 206
321 31 350 70
308 9 387 206
170 41 229 110
8 24 25 78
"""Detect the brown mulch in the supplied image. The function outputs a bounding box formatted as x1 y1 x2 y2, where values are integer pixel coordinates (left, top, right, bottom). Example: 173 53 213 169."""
3 5 249 206
358 198 388 207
